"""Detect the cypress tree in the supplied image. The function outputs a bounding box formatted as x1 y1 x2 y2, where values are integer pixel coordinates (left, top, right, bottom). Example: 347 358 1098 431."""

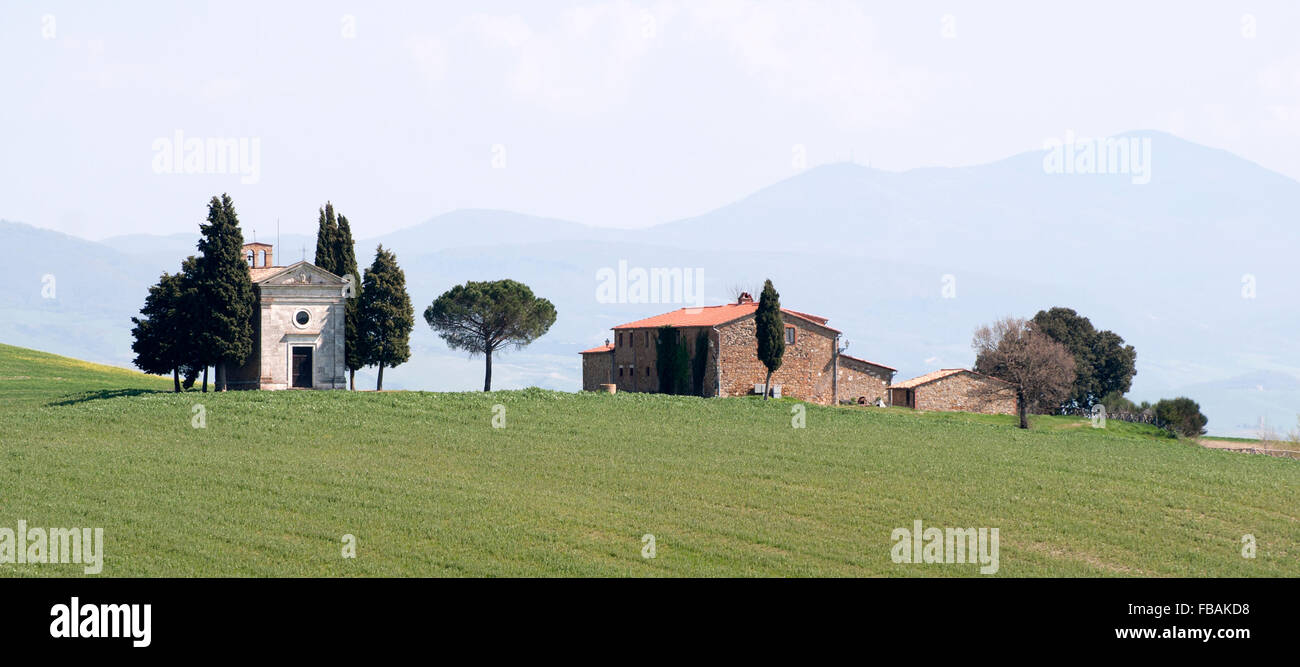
755 279 785 400
193 194 255 392
335 214 363 390
358 245 414 391
314 202 339 274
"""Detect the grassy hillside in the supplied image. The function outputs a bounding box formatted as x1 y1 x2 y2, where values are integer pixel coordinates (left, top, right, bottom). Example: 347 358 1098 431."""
1 343 1296 577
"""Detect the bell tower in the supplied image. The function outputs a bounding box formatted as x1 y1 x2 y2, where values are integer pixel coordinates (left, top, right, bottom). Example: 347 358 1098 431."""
243 242 273 268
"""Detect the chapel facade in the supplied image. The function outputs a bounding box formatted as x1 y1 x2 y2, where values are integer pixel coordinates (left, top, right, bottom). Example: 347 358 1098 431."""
227 242 349 390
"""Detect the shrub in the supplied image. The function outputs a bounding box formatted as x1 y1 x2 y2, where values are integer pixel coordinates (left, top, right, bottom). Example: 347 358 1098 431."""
1153 397 1208 437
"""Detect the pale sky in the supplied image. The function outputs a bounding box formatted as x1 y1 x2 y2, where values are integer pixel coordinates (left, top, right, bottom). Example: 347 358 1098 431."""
3 0 1300 240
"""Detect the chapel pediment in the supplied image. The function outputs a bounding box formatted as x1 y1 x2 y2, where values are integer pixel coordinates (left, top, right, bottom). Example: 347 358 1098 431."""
252 260 347 286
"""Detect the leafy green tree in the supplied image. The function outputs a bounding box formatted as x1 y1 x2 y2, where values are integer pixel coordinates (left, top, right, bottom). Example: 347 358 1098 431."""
130 258 199 391
1154 397 1208 437
313 202 339 275
193 194 255 392
335 214 363 390
130 275 176 388
1092 328 1136 395
1032 307 1137 410
357 245 414 391
755 279 785 400
424 279 557 391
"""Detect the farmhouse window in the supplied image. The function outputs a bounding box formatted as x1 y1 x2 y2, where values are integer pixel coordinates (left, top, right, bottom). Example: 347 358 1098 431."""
785 326 796 344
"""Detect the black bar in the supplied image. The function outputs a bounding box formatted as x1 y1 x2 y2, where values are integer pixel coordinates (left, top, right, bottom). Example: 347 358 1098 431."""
0 578 1291 655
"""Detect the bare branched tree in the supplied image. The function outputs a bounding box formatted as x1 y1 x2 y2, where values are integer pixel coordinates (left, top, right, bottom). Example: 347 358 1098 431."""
972 316 1076 429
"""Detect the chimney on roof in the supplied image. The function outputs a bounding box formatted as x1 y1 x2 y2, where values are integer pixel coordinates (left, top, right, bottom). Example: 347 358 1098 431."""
737 292 753 304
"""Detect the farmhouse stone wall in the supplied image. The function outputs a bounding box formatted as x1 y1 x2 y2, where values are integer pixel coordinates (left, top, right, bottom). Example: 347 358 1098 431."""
836 357 892 404
596 308 888 405
704 327 720 397
912 372 1017 415
613 327 654 393
716 315 837 404
581 350 613 391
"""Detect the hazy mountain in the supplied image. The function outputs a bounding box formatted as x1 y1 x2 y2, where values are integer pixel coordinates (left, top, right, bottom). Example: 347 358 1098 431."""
101 231 319 263
0 221 162 365
366 209 615 254
647 131 1300 285
5 131 1299 436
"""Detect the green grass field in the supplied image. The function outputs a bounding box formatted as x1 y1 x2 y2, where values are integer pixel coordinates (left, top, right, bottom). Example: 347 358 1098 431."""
1 343 1296 577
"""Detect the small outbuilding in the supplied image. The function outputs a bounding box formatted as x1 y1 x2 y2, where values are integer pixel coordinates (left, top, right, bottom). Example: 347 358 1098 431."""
580 341 615 391
888 368 1017 415
836 354 896 406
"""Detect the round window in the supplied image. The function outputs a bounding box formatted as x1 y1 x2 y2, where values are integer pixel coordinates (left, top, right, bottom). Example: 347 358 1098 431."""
294 310 311 326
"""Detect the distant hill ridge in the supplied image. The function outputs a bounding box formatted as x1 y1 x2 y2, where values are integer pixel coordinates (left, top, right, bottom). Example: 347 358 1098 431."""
4 130 1300 436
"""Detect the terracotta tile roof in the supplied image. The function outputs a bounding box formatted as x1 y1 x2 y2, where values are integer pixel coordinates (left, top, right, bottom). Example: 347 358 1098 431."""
839 353 897 372
783 308 829 325
249 266 287 283
613 303 837 332
248 260 346 285
890 369 966 389
890 368 1012 389
579 343 614 354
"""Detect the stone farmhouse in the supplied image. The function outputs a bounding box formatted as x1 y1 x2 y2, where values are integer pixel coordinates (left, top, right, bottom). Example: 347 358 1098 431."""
581 293 896 405
227 242 349 390
888 369 1017 415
